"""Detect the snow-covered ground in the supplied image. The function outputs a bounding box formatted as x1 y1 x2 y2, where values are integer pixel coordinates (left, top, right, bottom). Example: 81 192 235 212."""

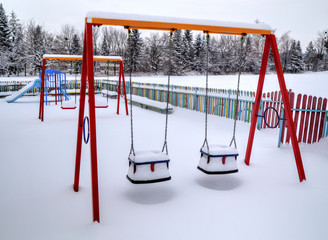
1 91 328 240
0 71 328 240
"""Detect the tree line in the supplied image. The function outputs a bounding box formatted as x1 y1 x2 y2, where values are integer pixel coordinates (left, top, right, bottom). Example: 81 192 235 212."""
0 3 327 77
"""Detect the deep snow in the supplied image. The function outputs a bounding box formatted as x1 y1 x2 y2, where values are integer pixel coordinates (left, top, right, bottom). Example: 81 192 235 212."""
0 72 328 240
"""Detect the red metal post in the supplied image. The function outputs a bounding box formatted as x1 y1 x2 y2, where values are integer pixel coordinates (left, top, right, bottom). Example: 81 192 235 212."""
244 36 271 165
121 62 129 115
117 61 122 114
73 26 88 192
86 23 100 223
39 59 46 121
270 35 306 182
54 74 58 105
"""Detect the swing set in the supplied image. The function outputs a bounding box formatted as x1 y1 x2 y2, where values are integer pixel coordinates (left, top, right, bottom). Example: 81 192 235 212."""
38 54 128 121
74 11 306 223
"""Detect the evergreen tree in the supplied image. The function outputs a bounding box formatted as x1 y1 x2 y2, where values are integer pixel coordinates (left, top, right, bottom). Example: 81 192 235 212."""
193 33 206 73
0 3 11 75
71 34 81 55
172 30 184 75
304 41 316 71
8 11 26 76
32 25 46 74
182 30 195 72
100 36 110 56
287 40 304 73
147 33 163 74
127 29 143 72
0 3 11 50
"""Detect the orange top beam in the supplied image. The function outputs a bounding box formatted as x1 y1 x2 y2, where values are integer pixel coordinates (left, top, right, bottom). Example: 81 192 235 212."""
85 11 273 36
43 54 123 62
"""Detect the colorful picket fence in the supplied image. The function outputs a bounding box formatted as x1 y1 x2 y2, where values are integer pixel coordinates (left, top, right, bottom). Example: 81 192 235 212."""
119 81 257 124
0 80 39 94
258 90 328 145
279 93 328 145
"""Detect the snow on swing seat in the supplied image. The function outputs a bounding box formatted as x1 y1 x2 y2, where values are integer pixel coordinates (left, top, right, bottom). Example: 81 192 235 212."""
127 150 171 184
198 144 238 174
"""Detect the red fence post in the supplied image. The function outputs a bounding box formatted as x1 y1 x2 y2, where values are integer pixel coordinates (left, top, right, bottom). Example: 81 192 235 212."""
298 95 307 142
318 99 327 140
312 98 322 143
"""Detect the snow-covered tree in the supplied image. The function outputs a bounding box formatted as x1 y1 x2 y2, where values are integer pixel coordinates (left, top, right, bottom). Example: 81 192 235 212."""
182 30 195 72
0 3 11 50
287 40 304 73
100 36 110 56
0 3 11 75
145 33 164 74
71 34 81 55
172 30 184 75
193 33 206 73
56 24 77 54
127 29 143 72
8 11 26 76
304 41 317 71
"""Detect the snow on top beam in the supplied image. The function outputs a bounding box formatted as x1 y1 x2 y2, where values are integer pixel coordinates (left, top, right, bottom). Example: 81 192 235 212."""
85 11 273 36
43 54 123 62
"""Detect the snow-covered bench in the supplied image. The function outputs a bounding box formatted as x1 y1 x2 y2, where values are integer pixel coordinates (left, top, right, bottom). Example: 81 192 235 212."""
128 95 173 113
101 90 118 98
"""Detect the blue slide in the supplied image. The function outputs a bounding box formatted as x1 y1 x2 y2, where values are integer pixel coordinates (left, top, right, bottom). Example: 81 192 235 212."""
5 79 41 103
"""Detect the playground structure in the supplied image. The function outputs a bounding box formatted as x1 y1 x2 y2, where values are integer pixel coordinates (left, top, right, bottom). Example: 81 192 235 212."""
38 54 128 121
42 69 70 106
73 11 306 223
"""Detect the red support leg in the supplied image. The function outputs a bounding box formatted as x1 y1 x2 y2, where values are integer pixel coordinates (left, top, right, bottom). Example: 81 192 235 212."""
54 74 58 105
244 36 271 165
270 35 306 182
117 62 122 114
73 27 88 193
121 62 129 115
39 59 46 121
86 23 100 223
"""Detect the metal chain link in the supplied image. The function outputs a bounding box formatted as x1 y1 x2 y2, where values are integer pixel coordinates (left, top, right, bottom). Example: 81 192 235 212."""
162 30 173 154
201 33 210 153
229 35 246 148
128 29 135 156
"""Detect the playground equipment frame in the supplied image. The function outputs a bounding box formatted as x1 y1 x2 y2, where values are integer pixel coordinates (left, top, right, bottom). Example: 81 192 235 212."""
75 12 306 223
38 54 128 121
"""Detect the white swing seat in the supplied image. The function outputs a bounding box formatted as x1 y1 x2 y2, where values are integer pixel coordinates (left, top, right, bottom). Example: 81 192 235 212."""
198 144 238 174
127 150 171 184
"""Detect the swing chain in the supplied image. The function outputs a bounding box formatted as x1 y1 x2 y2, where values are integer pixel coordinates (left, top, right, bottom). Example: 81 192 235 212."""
162 30 174 154
201 32 210 153
128 28 136 156
106 61 109 104
229 34 246 148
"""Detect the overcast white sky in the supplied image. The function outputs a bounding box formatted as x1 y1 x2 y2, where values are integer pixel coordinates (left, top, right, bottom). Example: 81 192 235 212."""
2 0 327 50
